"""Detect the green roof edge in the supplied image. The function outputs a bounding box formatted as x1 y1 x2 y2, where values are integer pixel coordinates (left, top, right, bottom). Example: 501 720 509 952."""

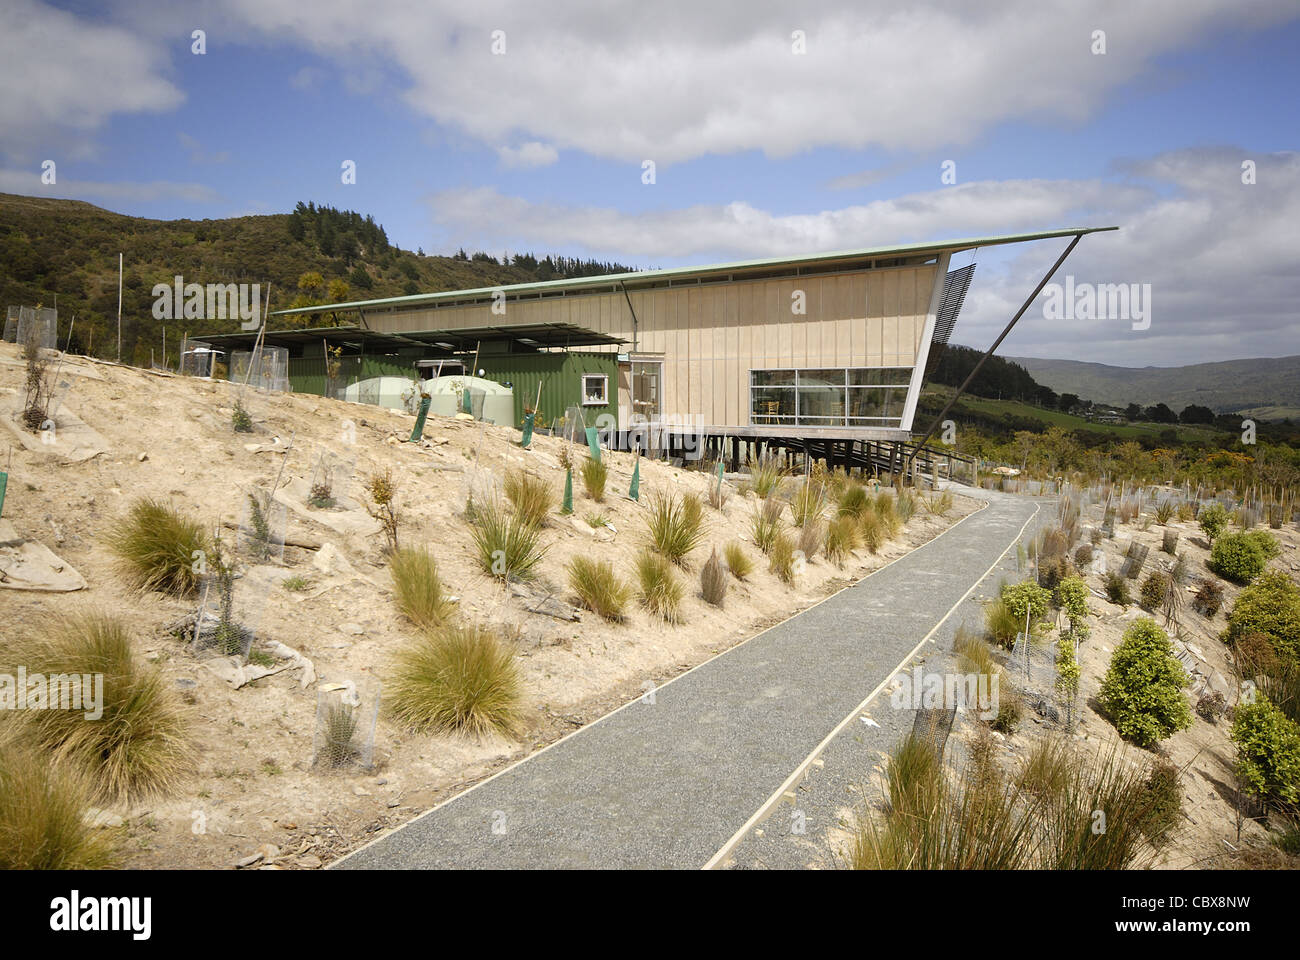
272 226 1119 316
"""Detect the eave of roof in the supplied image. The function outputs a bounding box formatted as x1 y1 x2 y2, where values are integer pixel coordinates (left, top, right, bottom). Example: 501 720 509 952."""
271 226 1118 317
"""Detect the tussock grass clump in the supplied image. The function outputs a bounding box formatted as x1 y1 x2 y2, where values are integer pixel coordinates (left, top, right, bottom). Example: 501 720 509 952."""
390 546 453 630
386 623 522 737
874 492 902 536
837 484 872 522
751 497 784 554
798 519 824 561
895 488 916 523
791 481 829 527
504 469 556 528
850 733 1164 871
0 745 118 869
747 454 786 499
635 550 684 623
824 515 859 566
701 548 727 607
6 612 190 801
470 499 545 582
923 491 954 516
724 541 754 580
580 456 608 502
107 498 209 596
568 556 632 621
857 509 886 553
954 625 998 678
769 532 797 583
646 491 706 567
984 597 1021 650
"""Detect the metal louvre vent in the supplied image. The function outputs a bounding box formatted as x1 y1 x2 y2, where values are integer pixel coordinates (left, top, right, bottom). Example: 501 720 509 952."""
925 263 976 377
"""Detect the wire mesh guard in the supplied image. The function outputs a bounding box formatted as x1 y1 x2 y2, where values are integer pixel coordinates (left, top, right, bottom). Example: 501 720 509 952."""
313 678 381 771
307 448 357 509
2 306 19 342
189 567 270 663
228 347 290 393
180 341 218 377
1121 540 1149 580
911 703 959 759
10 306 57 349
239 490 287 563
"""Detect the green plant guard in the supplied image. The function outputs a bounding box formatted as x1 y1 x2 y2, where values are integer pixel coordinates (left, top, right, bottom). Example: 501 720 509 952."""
629 457 640 501
562 467 573 514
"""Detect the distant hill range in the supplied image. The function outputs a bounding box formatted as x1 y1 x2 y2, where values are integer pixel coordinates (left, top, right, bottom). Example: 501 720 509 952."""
1009 354 1300 422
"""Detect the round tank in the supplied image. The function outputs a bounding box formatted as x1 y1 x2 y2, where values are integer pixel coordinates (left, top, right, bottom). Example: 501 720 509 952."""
426 375 515 425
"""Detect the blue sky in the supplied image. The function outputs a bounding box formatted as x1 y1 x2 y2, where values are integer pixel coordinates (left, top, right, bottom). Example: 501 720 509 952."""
2 0 1298 365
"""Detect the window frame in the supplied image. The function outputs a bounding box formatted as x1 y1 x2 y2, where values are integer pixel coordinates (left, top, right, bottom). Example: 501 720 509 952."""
749 366 912 428
581 373 609 407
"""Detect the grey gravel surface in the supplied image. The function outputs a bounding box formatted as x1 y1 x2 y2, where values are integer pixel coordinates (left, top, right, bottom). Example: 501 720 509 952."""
336 486 1039 870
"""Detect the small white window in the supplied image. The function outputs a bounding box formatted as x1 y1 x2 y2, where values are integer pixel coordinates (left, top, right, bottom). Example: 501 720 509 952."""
581 374 608 406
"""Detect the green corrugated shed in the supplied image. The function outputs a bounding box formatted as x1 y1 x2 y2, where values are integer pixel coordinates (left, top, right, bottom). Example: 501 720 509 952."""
475 349 619 433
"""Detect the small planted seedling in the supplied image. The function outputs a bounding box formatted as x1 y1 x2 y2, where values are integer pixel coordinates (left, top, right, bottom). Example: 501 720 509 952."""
313 679 380 771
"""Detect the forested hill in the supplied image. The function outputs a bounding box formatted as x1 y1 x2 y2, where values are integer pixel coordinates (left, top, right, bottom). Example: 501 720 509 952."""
0 193 638 365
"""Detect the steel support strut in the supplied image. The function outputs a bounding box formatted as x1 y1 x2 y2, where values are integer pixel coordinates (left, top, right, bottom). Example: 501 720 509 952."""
905 233 1084 478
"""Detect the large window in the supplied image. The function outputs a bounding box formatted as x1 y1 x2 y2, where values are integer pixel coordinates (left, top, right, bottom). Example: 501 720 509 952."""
751 367 911 427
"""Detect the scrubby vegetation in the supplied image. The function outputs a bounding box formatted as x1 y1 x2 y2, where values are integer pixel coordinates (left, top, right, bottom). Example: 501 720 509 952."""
1209 530 1280 584
1098 618 1192 747
724 541 754 580
1230 697 1300 805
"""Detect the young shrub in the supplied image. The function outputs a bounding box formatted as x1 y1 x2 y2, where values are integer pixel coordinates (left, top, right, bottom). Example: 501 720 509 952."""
1223 571 1300 662
724 541 754 580
231 395 253 433
1073 542 1094 567
701 548 727 607
989 685 1023 734
1104 571 1131 606
747 453 785 499
1177 502 1196 523
1138 758 1183 846
769 531 797 583
567 556 632 621
107 498 209 596
1198 502 1229 544
1098 617 1193 748
1000 580 1051 626
635 549 684 623
386 623 522 737
646 490 706 567
751 497 784 554
1140 571 1171 611
1197 690 1228 723
984 597 1022 650
824 515 860 566
365 467 400 553
1209 531 1278 584
580 455 608 502
0 746 118 869
504 469 555 528
1231 697 1300 805
470 499 545 582
1154 500 1175 525
390 546 452 630
6 612 191 800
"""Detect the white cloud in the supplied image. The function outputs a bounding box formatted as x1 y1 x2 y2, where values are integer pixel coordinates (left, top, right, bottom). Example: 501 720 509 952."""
288 66 324 91
178 132 231 165
423 148 1300 366
496 142 559 169
0 0 183 162
218 0 1296 163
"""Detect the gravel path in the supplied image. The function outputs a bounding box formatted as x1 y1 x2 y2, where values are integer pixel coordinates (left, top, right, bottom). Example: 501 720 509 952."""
335 485 1039 870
